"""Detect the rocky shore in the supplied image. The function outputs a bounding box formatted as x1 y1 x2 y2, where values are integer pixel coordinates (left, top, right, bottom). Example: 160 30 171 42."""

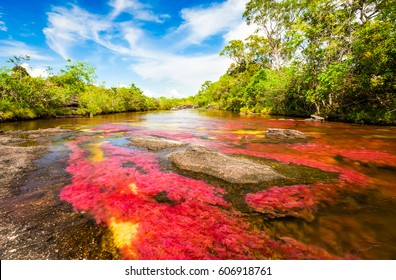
0 128 119 259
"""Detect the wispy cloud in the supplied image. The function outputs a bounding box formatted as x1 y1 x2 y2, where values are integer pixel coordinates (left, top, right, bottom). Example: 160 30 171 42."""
174 0 248 45
0 40 53 61
43 5 117 59
0 13 7 32
108 0 169 23
42 0 252 96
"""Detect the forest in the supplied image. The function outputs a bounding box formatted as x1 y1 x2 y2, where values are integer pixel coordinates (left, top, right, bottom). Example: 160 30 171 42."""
192 0 396 124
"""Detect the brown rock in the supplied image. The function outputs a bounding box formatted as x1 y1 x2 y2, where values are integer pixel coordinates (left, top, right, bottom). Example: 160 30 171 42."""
310 115 325 121
170 145 283 184
128 135 187 151
265 128 310 140
0 145 46 199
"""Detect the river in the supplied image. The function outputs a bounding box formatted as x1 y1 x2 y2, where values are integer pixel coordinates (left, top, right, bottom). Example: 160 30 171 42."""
1 110 395 259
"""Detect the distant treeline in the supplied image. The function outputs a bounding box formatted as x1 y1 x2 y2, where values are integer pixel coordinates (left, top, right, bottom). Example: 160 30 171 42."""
190 0 396 125
0 57 193 121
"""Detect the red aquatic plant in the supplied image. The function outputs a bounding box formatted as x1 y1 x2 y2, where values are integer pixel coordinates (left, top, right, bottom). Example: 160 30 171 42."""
220 146 368 185
339 149 396 166
245 184 339 221
60 136 343 259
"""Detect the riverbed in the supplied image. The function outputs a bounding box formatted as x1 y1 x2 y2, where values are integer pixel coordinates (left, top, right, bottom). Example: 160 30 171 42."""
1 110 395 259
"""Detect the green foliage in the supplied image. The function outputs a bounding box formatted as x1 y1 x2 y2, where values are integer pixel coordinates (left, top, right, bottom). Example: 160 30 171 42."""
0 59 170 121
49 60 96 94
194 0 396 125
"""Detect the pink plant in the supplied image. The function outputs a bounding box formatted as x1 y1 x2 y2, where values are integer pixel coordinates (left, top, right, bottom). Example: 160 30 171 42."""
245 184 339 221
60 136 343 259
339 149 396 166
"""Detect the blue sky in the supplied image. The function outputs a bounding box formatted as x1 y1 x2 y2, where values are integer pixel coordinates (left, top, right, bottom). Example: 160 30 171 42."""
0 0 255 97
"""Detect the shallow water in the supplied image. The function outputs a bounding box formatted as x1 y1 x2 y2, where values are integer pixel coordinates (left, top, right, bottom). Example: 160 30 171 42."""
1 110 395 259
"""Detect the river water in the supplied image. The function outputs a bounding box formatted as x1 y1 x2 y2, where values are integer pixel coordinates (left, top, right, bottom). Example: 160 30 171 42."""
1 110 395 259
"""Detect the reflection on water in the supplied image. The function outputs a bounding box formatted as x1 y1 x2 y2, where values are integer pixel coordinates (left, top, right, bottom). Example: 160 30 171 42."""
2 110 396 259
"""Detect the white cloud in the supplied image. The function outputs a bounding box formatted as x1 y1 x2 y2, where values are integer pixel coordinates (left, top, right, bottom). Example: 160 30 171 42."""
132 53 230 96
41 0 252 97
108 0 169 23
0 22 6 32
0 13 7 31
21 63 49 78
174 0 248 45
115 83 129 88
223 21 257 43
43 5 116 59
0 40 53 61
142 88 184 98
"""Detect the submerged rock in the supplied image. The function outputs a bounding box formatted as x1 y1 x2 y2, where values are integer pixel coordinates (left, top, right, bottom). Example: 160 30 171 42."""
265 128 310 140
170 145 283 184
5 127 72 136
0 145 46 199
152 191 178 206
128 135 187 151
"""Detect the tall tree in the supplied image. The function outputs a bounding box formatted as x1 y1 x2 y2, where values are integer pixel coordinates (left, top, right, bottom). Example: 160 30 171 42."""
243 0 301 70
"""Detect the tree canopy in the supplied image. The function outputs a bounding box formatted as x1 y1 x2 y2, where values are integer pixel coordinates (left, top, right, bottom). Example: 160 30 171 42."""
194 0 396 124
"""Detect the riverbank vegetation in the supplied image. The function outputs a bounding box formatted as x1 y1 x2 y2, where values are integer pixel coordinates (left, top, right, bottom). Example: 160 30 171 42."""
0 57 189 121
192 0 396 125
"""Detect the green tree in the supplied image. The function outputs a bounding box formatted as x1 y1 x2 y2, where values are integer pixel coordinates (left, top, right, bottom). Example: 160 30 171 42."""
243 0 300 70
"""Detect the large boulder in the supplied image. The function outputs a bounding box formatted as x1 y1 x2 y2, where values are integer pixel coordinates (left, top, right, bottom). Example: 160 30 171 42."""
265 128 310 140
170 145 283 184
128 135 187 151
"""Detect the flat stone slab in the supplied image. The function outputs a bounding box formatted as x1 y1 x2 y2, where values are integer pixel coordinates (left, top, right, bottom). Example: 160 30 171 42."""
5 127 72 136
265 128 310 140
170 145 284 184
128 135 187 151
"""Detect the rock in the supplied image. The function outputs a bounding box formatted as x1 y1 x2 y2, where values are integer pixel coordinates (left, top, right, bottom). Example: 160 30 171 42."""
0 130 3 134
265 128 310 140
152 191 178 206
128 135 187 151
311 115 325 121
170 145 283 184
2 128 73 143
206 104 216 110
0 144 46 199
5 127 71 136
170 107 179 111
304 115 325 122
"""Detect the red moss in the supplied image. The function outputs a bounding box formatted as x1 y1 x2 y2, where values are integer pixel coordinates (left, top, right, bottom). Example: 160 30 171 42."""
60 136 342 259
245 184 339 221
339 149 396 166
221 146 368 185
